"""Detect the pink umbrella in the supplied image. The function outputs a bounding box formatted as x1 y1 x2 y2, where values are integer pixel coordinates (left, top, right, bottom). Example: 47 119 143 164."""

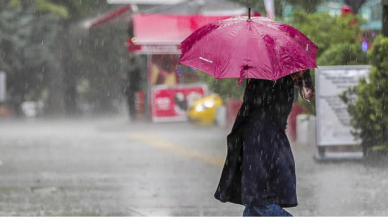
179 16 318 84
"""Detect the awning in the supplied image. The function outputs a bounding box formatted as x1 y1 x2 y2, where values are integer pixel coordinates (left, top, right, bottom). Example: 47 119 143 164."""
84 5 132 29
127 14 235 54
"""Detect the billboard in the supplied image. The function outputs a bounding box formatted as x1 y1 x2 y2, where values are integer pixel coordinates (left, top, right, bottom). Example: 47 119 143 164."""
151 84 207 122
316 65 370 146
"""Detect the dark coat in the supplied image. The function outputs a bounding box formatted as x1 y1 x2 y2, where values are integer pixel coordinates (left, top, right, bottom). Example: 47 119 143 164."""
214 76 298 208
125 65 142 95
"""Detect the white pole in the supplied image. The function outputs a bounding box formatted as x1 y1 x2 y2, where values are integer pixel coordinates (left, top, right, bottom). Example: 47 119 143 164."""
0 71 6 102
263 0 275 20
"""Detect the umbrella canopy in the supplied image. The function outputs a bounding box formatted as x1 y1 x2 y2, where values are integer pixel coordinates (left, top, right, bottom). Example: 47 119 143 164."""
179 16 318 82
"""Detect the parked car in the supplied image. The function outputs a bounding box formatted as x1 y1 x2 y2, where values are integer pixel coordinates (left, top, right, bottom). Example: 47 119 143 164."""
186 94 223 125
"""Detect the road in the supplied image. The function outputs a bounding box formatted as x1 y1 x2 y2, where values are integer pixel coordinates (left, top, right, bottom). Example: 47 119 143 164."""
0 117 387 216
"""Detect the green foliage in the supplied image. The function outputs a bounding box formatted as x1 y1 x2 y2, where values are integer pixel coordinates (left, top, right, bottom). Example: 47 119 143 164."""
288 11 366 115
0 0 117 115
368 35 388 71
35 0 68 18
284 0 323 13
230 0 324 17
9 0 68 17
50 0 114 20
0 1 61 111
299 43 367 116
341 35 388 150
198 73 245 100
317 43 368 66
229 0 284 18
74 25 129 113
289 11 363 57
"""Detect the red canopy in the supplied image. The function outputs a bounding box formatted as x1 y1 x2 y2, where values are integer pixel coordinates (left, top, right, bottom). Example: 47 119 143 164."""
128 14 235 54
86 5 132 29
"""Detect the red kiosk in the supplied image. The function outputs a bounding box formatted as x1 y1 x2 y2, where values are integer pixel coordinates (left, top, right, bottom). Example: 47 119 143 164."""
128 13 235 122
87 3 245 122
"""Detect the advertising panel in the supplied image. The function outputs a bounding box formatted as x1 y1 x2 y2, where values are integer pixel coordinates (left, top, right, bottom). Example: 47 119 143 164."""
151 84 207 122
316 65 370 146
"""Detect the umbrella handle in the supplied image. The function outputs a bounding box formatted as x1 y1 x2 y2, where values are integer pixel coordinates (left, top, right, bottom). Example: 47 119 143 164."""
237 68 245 85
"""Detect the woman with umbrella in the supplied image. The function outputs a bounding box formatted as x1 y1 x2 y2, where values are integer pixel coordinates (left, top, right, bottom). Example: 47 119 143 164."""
180 14 317 216
214 70 314 216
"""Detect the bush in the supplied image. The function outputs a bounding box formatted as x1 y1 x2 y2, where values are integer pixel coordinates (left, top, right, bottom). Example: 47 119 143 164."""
287 11 366 115
289 11 364 56
341 35 388 153
317 43 368 66
198 72 245 100
296 43 368 115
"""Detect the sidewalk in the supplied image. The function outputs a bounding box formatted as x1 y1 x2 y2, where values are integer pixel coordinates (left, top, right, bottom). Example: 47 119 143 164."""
0 118 387 216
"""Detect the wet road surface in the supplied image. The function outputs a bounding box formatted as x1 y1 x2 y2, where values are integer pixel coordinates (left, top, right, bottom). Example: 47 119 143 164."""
0 117 387 216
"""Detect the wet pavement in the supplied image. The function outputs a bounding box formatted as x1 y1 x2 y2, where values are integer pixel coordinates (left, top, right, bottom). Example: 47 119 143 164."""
0 117 387 216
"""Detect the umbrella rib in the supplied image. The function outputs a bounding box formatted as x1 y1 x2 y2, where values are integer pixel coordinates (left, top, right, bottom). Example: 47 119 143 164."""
277 32 317 74
196 21 246 79
218 23 253 79
181 19 246 78
192 19 245 48
274 23 318 67
250 23 275 80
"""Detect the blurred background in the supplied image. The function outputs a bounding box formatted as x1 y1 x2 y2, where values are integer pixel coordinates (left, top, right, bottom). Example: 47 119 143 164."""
1 0 388 216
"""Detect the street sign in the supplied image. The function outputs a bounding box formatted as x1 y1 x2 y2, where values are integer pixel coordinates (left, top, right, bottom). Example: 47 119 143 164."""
315 65 370 160
107 0 185 4
316 65 370 147
0 72 6 102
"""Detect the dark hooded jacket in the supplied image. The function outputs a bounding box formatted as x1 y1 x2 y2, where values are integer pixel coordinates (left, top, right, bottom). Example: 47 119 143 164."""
214 75 297 208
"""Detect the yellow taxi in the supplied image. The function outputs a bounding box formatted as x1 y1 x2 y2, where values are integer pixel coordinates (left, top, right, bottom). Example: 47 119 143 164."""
187 94 223 125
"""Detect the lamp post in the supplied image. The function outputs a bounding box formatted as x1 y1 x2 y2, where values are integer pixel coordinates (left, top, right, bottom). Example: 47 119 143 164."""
0 71 6 103
383 0 388 37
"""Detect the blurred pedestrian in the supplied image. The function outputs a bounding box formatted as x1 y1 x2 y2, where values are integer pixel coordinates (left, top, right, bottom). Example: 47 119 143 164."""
214 70 314 216
122 57 142 121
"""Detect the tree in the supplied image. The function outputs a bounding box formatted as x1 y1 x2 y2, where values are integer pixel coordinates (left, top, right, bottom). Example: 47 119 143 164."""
198 73 245 100
2 0 125 116
230 0 284 18
383 0 388 37
289 10 363 57
341 35 388 155
288 11 365 115
43 0 116 115
285 0 324 13
0 0 63 114
343 0 367 14
317 43 368 66
74 24 129 114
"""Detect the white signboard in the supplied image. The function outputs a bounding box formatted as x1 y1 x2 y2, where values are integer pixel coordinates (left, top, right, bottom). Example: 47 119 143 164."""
316 66 370 146
107 0 185 4
0 71 6 102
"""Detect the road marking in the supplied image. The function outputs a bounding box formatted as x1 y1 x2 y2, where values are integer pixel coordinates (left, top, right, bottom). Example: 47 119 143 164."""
125 133 224 167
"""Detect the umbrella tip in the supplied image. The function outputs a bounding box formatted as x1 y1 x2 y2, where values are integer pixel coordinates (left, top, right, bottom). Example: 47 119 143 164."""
248 7 251 21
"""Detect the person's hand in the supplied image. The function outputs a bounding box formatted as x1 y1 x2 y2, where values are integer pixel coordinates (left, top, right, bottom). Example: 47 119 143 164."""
292 69 315 102
300 86 314 102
